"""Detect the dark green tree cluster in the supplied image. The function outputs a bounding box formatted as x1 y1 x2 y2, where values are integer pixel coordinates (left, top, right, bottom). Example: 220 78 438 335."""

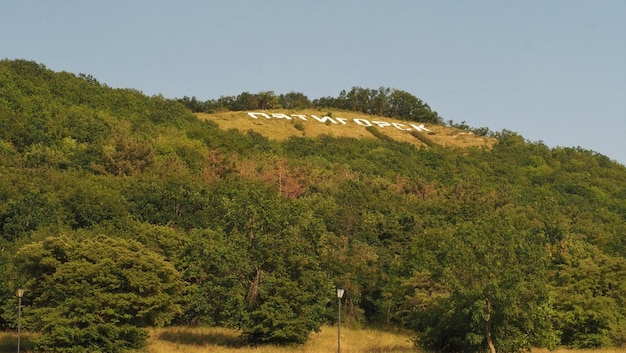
177 86 442 124
178 90 310 113
314 86 442 124
2 59 626 353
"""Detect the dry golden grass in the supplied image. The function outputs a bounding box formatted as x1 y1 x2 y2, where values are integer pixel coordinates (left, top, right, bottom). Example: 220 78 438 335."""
531 349 625 353
145 326 626 353
195 109 494 149
1 328 623 353
145 325 416 353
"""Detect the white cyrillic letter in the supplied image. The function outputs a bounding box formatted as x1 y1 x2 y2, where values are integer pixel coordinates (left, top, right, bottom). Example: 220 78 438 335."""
311 115 337 124
392 123 410 131
272 113 292 120
372 121 391 128
335 117 348 125
409 123 431 132
353 118 373 127
291 114 308 121
248 112 271 119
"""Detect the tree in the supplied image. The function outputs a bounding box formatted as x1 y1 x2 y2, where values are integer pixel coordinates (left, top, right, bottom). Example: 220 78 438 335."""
312 86 442 124
549 237 626 348
176 95 208 112
408 200 558 353
126 178 211 229
14 234 184 353
176 228 250 327
0 190 66 241
100 126 155 176
256 91 278 110
232 92 258 111
385 88 442 124
278 91 311 109
239 228 332 344
58 175 129 229
197 180 332 344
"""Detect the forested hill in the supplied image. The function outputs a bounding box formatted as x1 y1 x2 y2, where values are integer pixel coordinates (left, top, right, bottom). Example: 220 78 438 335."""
2 59 626 353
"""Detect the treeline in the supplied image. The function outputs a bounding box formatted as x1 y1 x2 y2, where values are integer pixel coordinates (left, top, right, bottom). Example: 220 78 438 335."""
177 86 443 124
1 59 626 353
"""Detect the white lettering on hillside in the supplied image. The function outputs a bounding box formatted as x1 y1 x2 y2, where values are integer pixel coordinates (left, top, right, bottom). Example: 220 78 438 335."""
247 112 431 132
311 115 336 124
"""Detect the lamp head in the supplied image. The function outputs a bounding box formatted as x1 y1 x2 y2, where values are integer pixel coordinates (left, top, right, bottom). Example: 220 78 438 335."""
336 287 345 299
16 288 24 298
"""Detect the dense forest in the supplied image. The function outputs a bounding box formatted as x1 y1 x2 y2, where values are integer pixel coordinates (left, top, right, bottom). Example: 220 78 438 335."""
1 59 626 353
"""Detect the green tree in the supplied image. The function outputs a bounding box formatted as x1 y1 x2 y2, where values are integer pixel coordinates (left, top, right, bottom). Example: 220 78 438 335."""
126 178 210 229
232 91 258 110
385 88 441 123
256 91 278 110
100 127 155 176
177 228 250 327
408 201 557 353
14 234 184 353
58 175 129 229
199 180 332 344
0 189 66 241
549 237 626 348
278 91 311 109
240 228 331 344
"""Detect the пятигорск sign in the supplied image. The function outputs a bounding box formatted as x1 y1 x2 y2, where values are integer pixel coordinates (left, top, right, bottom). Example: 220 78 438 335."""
248 112 431 132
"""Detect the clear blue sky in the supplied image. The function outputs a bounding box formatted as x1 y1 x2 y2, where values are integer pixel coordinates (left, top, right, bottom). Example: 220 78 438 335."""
3 1 625 165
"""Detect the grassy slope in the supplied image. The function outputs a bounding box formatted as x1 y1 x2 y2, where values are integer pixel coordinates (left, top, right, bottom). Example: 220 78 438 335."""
196 109 494 149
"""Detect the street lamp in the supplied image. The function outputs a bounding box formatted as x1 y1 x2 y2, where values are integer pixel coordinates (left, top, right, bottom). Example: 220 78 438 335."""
16 287 24 353
337 287 345 353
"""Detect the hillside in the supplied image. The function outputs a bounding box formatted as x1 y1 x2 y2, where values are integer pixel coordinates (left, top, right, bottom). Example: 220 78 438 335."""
1 59 626 353
196 110 494 149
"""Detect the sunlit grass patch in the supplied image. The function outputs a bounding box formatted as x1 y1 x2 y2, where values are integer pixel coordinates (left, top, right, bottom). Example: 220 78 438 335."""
154 326 243 347
146 325 416 353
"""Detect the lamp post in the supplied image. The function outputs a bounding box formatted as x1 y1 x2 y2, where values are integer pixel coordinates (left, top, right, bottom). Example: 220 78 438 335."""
16 287 24 353
337 287 345 353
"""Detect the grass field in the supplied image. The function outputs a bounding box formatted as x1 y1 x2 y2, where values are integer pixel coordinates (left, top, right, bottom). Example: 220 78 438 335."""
145 325 415 353
0 326 415 353
195 109 495 149
1 326 624 353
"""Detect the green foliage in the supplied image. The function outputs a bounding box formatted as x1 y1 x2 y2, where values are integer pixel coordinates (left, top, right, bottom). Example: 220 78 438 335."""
58 175 129 229
550 238 626 348
0 189 64 240
313 86 442 124
408 193 558 353
242 270 329 344
14 234 184 353
177 228 250 327
126 178 210 229
34 322 147 353
100 127 155 175
174 181 332 344
278 91 312 109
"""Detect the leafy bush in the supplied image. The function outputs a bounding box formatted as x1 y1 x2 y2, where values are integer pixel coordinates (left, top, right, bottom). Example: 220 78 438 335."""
14 234 184 353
